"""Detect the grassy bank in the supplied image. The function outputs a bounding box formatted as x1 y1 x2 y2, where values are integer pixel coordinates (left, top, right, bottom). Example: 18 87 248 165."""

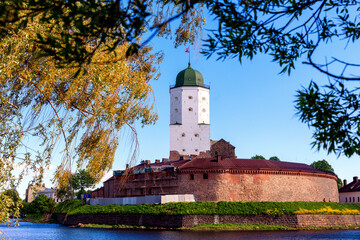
74 223 360 231
20 214 57 224
55 200 360 216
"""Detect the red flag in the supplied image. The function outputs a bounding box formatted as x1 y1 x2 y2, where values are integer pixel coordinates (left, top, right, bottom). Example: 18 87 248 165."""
185 47 189 53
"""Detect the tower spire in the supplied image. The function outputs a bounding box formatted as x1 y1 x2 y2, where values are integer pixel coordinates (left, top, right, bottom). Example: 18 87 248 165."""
186 47 190 67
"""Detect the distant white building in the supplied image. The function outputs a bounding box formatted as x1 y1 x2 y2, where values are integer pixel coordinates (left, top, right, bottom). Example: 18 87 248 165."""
25 183 60 203
339 176 360 203
169 63 210 156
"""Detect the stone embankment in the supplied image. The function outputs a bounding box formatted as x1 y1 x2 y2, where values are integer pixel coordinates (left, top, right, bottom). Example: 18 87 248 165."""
56 214 360 228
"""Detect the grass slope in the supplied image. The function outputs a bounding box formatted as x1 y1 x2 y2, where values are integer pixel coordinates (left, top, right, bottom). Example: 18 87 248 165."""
55 200 360 216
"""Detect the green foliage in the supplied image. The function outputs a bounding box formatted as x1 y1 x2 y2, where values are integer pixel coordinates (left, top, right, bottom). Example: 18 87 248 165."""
55 201 360 216
269 156 280 161
0 1 204 67
72 169 96 199
251 155 265 160
310 160 335 173
26 194 56 215
310 160 342 188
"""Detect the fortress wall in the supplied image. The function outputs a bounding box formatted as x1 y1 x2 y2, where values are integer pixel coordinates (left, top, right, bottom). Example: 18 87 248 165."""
178 171 339 202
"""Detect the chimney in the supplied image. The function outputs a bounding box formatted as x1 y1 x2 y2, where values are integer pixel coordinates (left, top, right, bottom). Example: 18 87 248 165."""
343 179 347 186
354 176 358 182
155 159 160 163
162 158 169 162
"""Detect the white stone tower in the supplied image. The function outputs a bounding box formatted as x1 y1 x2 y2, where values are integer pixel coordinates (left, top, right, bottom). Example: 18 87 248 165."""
170 63 210 156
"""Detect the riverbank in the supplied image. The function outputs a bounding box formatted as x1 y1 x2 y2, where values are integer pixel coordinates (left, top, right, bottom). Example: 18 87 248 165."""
76 223 360 231
52 200 360 229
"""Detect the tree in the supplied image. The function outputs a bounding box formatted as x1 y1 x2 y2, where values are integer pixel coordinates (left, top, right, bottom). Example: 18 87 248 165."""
310 160 342 188
71 170 96 199
269 156 280 161
0 15 162 223
2 1 357 159
251 155 265 160
27 194 56 215
0 0 205 67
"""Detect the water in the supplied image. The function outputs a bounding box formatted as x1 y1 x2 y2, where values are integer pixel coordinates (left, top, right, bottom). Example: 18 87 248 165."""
1 222 360 240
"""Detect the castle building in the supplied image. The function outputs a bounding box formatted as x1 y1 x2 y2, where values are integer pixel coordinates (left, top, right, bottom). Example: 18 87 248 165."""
91 64 340 204
170 63 210 156
339 176 360 203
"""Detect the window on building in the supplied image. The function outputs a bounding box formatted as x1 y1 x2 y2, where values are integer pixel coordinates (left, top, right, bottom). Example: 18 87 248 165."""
195 149 198 152
188 77 191 81
175 97 178 101
190 174 194 180
188 96 193 99
346 197 347 202
202 108 206 112
194 133 199 137
181 133 185 137
354 197 355 202
188 107 193 111
202 97 206 101
182 149 186 152
203 173 208 179
174 108 178 113
350 197 351 202
358 197 360 202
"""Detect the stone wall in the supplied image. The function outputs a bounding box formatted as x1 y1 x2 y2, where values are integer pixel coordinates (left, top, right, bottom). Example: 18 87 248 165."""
56 213 360 228
177 171 339 202
209 139 236 158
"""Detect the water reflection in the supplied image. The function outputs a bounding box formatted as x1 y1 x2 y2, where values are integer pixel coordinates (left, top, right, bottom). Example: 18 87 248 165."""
1 222 360 240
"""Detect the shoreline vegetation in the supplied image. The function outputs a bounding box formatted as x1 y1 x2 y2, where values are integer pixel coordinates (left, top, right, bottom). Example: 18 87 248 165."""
55 200 360 216
20 200 360 231
75 223 360 231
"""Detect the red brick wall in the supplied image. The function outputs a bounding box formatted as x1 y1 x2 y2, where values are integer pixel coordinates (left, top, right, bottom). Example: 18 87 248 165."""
95 169 338 202
177 171 339 202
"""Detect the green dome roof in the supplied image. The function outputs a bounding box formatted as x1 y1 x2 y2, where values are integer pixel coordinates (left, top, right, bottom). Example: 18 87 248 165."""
174 63 205 88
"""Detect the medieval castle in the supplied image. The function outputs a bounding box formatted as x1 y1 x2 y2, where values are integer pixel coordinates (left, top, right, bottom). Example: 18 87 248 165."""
91 63 339 203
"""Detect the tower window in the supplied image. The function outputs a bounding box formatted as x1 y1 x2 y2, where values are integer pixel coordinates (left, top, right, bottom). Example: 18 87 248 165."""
174 108 178 113
202 97 206 101
203 173 208 179
194 133 199 137
182 149 186 152
195 149 198 152
175 97 178 101
190 174 194 180
188 107 193 111
202 108 206 112
188 96 193 99
181 133 185 137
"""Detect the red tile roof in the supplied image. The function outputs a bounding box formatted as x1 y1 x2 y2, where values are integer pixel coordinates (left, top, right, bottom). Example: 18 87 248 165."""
339 178 360 192
178 158 328 174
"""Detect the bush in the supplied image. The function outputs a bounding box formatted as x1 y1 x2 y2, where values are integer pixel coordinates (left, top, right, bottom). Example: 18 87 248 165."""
27 194 56 215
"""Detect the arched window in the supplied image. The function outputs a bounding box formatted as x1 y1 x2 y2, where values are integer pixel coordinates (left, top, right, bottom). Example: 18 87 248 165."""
188 107 193 112
203 173 208 179
181 133 185 137
188 96 193 99
190 174 194 180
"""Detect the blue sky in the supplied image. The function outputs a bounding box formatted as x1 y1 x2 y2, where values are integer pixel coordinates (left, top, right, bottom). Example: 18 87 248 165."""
17 14 360 198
